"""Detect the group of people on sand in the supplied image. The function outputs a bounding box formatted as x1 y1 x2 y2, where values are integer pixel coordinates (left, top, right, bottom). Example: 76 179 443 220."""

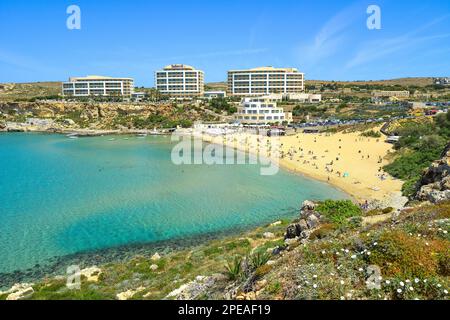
216 131 391 193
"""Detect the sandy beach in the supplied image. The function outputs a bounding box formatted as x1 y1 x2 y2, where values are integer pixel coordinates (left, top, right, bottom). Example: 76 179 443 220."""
200 127 404 204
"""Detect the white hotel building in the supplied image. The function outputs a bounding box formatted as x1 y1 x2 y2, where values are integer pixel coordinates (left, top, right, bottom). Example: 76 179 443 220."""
234 97 293 125
155 64 204 99
228 66 305 97
62 76 134 97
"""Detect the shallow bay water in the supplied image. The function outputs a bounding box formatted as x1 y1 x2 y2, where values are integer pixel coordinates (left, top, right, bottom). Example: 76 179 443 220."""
0 133 347 276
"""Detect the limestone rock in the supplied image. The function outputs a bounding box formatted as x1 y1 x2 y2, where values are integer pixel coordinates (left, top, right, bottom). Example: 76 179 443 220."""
270 221 282 227
165 274 226 300
150 264 159 271
284 238 298 245
306 214 320 229
151 252 161 261
63 118 76 126
80 266 102 283
285 200 323 243
285 219 308 239
116 286 146 300
302 200 316 211
5 284 34 300
263 232 275 239
255 280 267 291
415 146 450 203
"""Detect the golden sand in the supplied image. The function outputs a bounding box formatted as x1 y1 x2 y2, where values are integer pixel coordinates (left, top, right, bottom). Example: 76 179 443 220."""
202 127 403 202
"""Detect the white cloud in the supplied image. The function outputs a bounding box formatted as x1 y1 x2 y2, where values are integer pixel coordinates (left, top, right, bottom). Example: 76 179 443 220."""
346 15 450 68
295 1 363 66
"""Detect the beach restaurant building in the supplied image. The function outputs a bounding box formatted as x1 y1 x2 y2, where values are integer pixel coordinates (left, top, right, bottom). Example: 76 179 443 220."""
234 97 293 125
62 76 135 97
227 66 305 97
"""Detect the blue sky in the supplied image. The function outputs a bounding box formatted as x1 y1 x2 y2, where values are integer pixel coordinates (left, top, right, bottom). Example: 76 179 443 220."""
0 0 449 86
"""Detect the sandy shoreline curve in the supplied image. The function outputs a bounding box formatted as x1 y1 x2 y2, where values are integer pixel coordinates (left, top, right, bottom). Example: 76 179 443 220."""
196 127 404 204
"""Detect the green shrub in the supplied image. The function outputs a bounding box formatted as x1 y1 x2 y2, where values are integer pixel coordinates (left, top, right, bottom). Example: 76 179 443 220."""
365 209 382 216
384 112 450 197
437 251 450 276
361 130 381 138
255 265 272 278
310 223 336 239
225 256 243 280
365 230 448 278
249 251 272 269
265 281 282 295
382 207 395 214
316 200 362 227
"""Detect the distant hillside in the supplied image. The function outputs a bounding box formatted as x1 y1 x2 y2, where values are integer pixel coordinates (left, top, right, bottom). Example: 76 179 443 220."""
205 82 227 91
0 82 61 101
308 77 435 87
0 77 437 102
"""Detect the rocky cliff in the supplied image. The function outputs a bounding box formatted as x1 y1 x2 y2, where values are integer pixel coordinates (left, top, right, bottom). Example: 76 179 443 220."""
0 101 219 129
415 143 450 203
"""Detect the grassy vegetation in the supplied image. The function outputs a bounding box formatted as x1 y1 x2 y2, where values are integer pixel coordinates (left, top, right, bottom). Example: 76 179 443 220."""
360 130 382 138
2 200 448 300
316 200 362 228
257 201 450 300
207 98 237 115
131 114 193 129
225 256 243 281
0 82 61 102
292 103 410 123
14 220 289 300
384 112 450 196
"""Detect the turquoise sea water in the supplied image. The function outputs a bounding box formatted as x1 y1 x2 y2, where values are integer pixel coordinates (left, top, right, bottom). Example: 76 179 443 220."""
0 133 347 274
